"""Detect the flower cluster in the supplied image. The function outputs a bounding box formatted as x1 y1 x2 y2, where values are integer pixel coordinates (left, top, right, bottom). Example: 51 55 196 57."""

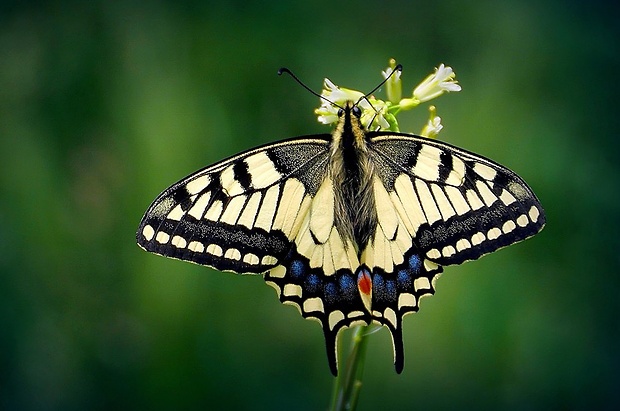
314 59 460 137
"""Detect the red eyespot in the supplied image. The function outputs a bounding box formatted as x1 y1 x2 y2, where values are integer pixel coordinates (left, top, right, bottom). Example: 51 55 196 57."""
357 268 372 296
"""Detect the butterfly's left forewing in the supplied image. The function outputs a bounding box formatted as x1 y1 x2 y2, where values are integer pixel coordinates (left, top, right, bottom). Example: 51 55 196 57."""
137 136 332 273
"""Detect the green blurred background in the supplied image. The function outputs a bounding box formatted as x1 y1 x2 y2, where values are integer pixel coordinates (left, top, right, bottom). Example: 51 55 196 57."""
1 0 618 409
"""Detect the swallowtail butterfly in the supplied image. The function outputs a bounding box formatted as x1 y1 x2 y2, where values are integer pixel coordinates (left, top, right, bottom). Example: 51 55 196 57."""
136 74 545 375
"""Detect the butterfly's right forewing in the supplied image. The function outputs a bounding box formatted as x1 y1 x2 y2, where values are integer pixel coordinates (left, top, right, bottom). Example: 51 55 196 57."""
368 133 545 266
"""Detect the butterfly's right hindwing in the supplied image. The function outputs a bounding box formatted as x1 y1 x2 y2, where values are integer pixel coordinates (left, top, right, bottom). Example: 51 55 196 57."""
136 136 332 274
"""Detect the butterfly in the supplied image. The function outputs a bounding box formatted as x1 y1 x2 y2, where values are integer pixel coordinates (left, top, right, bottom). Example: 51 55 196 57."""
136 74 545 376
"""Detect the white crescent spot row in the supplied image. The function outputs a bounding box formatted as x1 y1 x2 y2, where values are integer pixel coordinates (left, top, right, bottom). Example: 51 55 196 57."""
141 223 278 267
424 205 542 260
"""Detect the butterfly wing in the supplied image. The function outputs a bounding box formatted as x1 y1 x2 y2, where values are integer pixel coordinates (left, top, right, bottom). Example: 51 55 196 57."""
363 132 545 372
137 136 332 272
136 135 370 375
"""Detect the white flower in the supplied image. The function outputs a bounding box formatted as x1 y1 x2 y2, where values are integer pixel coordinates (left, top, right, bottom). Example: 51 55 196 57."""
382 64 402 103
321 78 365 106
420 106 443 138
315 104 339 125
412 64 461 103
315 78 366 125
361 98 390 130
315 78 390 130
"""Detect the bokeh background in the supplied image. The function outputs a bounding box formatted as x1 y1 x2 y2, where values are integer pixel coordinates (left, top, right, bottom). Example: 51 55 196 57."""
1 0 618 410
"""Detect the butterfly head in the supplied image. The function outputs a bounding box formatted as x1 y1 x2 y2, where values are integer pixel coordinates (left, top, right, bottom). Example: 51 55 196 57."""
337 102 363 119
332 101 368 147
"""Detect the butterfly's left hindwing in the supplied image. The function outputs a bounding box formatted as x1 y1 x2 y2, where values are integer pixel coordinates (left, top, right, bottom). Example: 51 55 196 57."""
137 136 332 273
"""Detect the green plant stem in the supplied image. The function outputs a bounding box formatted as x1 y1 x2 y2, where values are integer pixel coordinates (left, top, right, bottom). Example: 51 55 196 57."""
329 325 371 411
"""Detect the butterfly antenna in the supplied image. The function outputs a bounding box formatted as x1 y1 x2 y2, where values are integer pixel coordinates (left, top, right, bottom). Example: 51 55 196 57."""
278 67 340 108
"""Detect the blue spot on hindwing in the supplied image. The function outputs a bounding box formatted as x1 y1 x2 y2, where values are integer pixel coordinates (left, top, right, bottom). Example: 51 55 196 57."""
385 280 396 300
397 269 412 290
305 273 321 293
325 282 338 305
339 274 356 301
290 260 305 279
373 273 387 302
408 254 422 272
